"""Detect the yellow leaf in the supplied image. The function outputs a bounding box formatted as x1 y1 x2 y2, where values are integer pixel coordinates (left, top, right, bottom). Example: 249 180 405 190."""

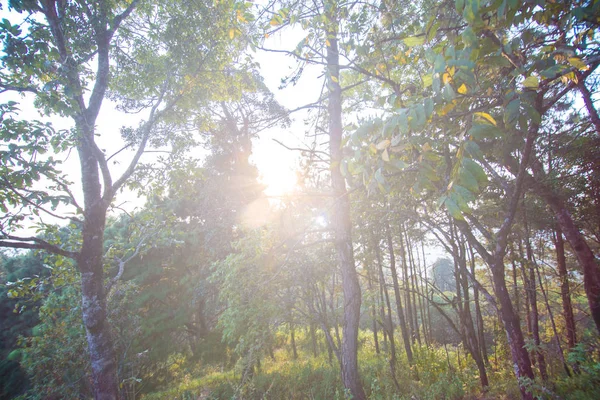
568 57 589 71
522 75 539 89
474 112 497 126
376 139 391 150
422 74 433 87
382 148 390 161
331 75 339 83
443 72 452 84
325 39 331 47
403 36 425 47
439 102 456 116
229 28 235 40
448 66 456 77
457 83 467 94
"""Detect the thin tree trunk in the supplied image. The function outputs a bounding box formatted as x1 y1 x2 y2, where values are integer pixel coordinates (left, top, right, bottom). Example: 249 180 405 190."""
468 244 489 365
325 16 366 399
450 227 489 389
380 273 389 353
405 228 422 345
399 230 416 343
422 239 433 344
386 223 414 364
310 323 318 358
367 262 380 355
511 253 520 317
555 226 577 350
534 258 572 377
375 239 400 390
290 321 298 360
524 221 547 381
415 246 429 346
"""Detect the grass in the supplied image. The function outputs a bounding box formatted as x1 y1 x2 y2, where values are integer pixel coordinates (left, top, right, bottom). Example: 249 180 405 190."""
140 329 599 400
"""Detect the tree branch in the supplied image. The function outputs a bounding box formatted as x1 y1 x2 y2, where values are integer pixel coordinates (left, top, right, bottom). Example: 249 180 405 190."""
0 235 78 258
109 82 171 198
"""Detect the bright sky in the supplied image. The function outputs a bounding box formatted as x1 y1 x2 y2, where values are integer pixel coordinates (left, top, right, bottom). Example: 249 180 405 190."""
251 29 324 197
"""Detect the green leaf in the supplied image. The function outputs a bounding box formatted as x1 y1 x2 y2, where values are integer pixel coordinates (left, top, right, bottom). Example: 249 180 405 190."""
445 197 465 220
374 168 385 184
464 140 483 159
453 184 476 203
443 83 455 102
403 36 425 47
504 98 520 126
424 98 434 118
462 158 487 183
457 166 479 192
461 27 478 47
434 54 445 73
450 190 471 212
540 64 565 79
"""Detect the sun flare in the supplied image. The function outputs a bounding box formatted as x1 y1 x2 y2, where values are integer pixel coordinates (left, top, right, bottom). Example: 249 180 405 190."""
260 165 298 197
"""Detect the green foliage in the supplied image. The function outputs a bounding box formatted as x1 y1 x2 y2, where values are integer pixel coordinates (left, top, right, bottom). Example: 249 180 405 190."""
17 286 90 399
554 341 600 400
0 252 47 399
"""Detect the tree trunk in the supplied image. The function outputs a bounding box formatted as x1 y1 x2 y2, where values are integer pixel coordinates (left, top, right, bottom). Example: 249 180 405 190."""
405 228 422 345
326 21 366 400
526 160 600 334
379 272 389 353
524 232 547 381
367 263 380 355
290 321 298 360
310 322 319 358
78 143 119 400
375 239 400 390
491 258 535 400
386 223 414 364
421 240 433 344
468 244 489 365
399 231 416 343
555 226 577 349
535 258 572 376
450 228 489 389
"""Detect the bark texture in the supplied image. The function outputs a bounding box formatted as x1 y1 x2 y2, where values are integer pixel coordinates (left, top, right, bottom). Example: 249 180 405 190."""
326 22 366 400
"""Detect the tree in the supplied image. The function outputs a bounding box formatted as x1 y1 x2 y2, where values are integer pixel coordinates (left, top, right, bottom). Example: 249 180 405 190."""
0 1 248 397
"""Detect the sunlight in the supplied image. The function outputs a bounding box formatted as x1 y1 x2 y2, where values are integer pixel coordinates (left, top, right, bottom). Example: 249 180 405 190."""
260 165 298 197
251 133 299 198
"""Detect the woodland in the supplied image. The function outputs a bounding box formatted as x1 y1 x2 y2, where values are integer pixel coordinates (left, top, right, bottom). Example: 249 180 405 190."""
0 0 599 399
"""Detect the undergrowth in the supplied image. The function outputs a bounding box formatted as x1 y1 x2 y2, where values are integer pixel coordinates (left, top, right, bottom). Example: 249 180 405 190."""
141 330 600 400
